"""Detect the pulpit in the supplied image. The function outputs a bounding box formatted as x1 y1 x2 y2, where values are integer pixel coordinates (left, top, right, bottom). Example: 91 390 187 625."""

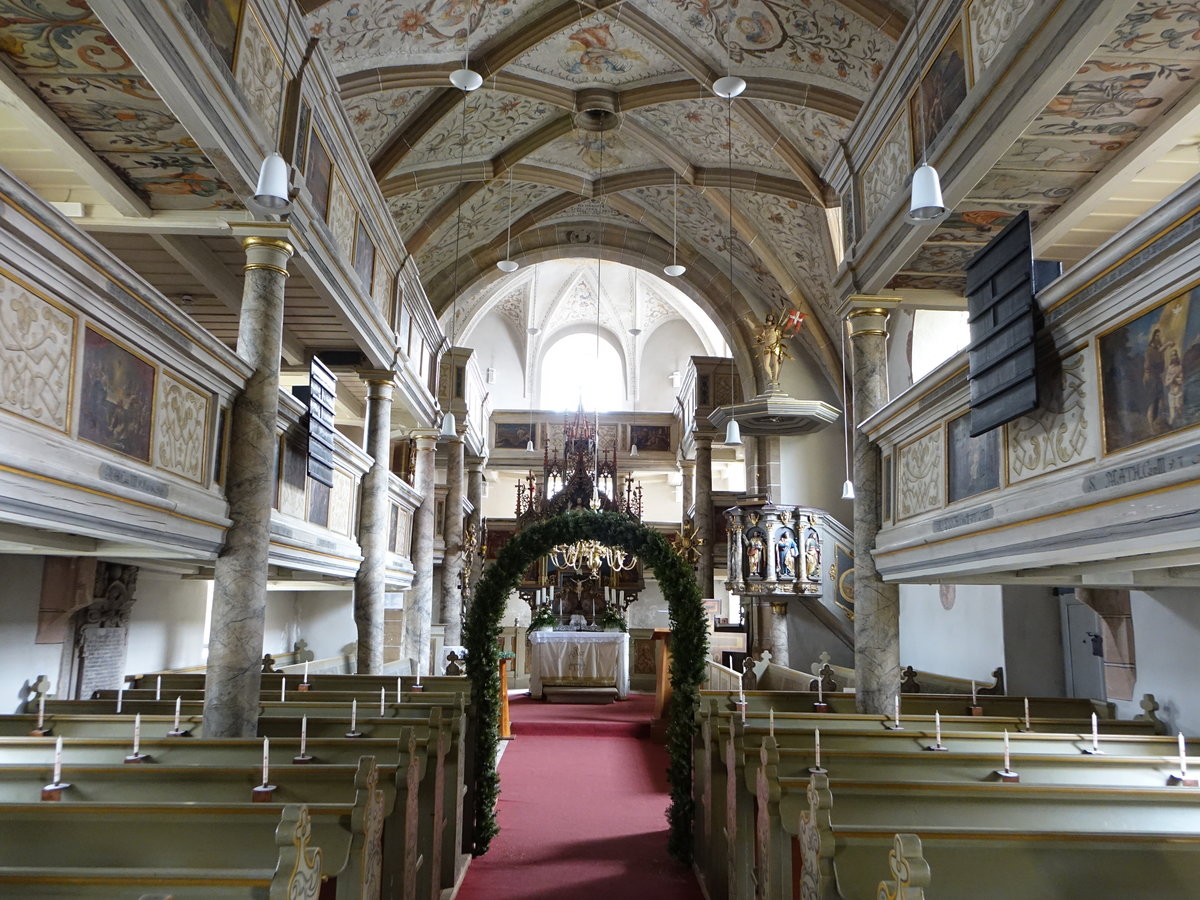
528 631 630 699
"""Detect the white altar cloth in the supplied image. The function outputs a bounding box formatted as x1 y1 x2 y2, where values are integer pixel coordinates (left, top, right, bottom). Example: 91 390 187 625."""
528 631 630 699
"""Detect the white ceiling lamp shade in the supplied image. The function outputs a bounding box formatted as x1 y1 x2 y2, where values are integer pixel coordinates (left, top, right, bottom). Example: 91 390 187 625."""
724 417 743 446
252 151 291 211
525 438 535 452
841 478 856 500
629 443 639 457
712 75 747 98
907 163 947 223
449 67 483 92
663 171 686 278
439 411 457 437
497 259 519 273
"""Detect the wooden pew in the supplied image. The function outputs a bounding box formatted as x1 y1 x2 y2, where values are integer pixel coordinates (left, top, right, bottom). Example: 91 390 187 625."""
0 804 325 899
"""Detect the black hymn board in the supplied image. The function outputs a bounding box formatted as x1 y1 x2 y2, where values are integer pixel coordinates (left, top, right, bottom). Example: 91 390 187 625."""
306 358 337 488
964 211 1057 437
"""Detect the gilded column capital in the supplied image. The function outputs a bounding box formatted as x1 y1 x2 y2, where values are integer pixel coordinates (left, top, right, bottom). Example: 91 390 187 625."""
770 601 789 616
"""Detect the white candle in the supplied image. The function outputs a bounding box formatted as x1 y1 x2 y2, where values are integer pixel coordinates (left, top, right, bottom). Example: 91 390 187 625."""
739 703 746 725
415 668 421 688
971 680 976 706
300 715 308 757
303 660 309 683
1024 697 1030 730
397 676 403 705
262 737 270 787
36 693 45 730
769 708 775 738
53 735 63 785
738 685 746 704
894 696 901 728
591 597 595 619
116 687 123 714
132 713 142 757
173 697 181 732
935 710 942 747
1091 713 1099 752
280 677 286 702
155 676 161 701
1004 729 1011 773
814 728 821 770
350 698 357 732
1179 732 1188 776
379 687 386 717
817 677 823 703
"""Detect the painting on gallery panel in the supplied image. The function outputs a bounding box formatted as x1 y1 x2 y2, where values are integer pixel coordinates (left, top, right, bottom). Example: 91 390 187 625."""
911 21 969 153
494 422 535 450
186 0 244 70
78 327 155 463
947 411 1001 502
630 424 671 452
1100 286 1200 453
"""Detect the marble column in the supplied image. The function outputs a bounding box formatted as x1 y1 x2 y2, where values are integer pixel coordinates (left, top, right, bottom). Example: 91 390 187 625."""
694 434 714 598
204 232 293 738
756 436 781 502
848 306 899 716
769 601 790 668
680 458 696 527
439 432 466 646
402 430 439 675
354 374 395 674
466 458 485 599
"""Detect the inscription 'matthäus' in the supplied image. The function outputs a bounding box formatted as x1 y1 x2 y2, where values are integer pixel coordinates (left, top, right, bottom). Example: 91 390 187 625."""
1083 443 1200 493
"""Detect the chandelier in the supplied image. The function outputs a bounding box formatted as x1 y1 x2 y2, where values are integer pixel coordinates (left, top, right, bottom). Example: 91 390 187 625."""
550 539 637 578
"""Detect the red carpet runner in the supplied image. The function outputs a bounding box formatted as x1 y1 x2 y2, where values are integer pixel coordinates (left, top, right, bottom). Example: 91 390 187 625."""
456 693 704 900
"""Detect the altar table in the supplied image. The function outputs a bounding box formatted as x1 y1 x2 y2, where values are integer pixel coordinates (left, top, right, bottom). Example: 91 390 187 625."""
527 631 630 699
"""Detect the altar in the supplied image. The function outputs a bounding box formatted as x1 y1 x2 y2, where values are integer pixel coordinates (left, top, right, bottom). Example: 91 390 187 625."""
527 631 630 699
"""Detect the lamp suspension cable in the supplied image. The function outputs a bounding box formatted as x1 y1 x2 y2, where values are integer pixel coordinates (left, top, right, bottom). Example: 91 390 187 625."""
591 122 604 506
723 83 742 446
441 92 471 438
252 0 294 210
449 6 483 91
664 171 685 278
498 166 519 272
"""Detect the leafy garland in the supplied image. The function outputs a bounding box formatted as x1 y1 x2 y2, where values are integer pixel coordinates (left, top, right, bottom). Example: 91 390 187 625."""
464 509 708 861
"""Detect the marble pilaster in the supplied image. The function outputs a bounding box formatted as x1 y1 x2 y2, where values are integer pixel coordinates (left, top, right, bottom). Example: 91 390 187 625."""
439 433 466 646
204 232 293 738
769 601 790 668
354 374 395 674
848 305 900 716
680 458 696 527
402 430 439 675
466 458 485 598
694 435 714 598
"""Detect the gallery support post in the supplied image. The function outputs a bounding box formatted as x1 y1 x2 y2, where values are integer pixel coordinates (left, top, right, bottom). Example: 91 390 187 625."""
355 372 396 674
847 303 900 717
403 430 439 675
204 230 294 738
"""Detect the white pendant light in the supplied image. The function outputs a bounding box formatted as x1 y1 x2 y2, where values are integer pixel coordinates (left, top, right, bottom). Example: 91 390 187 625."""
724 418 742 446
440 411 457 437
449 9 482 91
712 75 747 98
525 438 535 452
629 443 639 458
253 151 291 211
497 167 520 272
663 171 686 277
252 2 293 213
841 479 856 500
908 163 946 222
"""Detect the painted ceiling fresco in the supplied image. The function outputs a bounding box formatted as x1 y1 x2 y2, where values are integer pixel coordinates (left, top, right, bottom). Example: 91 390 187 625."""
891 0 1200 292
0 0 239 210
524 126 661 177
344 87 434 159
630 99 791 175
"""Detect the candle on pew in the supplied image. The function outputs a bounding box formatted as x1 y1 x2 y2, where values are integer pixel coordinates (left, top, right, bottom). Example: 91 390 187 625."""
415 668 421 689
935 711 942 748
1180 732 1188 778
133 713 142 757
397 676 403 705
769 708 775 738
52 735 63 785
173 697 182 733
894 696 901 729
1024 697 1031 730
116 687 123 714
1091 713 1100 753
971 680 976 706
155 676 161 701
303 660 309 684
1004 730 1012 773
262 737 270 787
301 715 308 758
380 687 386 717
280 677 286 702
36 693 45 730
350 698 358 732
817 676 823 704
814 729 821 771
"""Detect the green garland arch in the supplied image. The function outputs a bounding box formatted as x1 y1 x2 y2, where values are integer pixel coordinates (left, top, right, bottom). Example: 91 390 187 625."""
464 509 708 862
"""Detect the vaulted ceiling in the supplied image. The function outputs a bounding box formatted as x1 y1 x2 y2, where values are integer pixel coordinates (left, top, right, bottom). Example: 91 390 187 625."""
304 0 910 382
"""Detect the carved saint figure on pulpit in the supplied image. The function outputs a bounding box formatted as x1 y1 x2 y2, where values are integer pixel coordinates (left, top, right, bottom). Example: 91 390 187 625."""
803 527 821 581
746 534 765 578
757 313 792 385
776 530 798 578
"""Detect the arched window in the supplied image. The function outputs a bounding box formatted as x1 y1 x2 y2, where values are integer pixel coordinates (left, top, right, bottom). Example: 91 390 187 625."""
540 332 624 411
